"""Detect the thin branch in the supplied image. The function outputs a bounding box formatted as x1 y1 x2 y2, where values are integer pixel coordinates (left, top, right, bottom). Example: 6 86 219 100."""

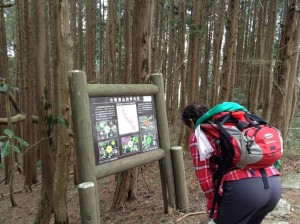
8 92 23 113
0 113 38 124
22 134 52 156
0 92 39 124
175 211 207 223
0 2 16 8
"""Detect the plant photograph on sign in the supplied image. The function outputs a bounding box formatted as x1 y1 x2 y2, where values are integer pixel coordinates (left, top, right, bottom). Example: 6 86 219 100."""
121 135 140 155
139 115 156 132
98 139 119 162
96 120 118 140
141 131 158 151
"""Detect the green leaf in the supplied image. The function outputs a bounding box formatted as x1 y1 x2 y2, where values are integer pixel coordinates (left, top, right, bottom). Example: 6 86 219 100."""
1 141 10 158
0 83 8 93
0 136 6 140
15 137 30 147
0 142 4 147
4 129 14 138
11 86 20 92
12 145 20 153
57 115 66 126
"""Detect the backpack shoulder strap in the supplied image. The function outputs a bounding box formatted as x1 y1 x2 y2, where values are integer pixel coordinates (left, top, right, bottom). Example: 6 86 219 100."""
244 113 268 125
214 112 249 131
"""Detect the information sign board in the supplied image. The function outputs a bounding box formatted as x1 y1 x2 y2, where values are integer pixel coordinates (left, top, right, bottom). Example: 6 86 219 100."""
89 95 160 165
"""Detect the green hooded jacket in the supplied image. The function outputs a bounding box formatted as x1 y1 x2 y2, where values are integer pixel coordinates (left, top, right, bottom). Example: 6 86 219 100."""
194 101 248 129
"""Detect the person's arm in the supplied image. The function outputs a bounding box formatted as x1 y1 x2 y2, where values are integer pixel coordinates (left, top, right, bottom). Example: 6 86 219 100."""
189 134 216 215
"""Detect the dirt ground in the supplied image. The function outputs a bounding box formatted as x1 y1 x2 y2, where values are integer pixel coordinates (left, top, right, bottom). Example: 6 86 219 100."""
1 154 300 224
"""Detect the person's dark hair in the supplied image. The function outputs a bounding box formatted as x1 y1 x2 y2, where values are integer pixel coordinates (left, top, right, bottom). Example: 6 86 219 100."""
182 103 209 128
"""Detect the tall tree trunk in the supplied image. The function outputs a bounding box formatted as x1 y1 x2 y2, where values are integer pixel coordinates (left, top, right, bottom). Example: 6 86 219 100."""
281 1 300 139
187 0 202 103
69 0 79 185
52 0 73 223
86 0 96 82
246 3 258 108
270 0 300 138
34 0 55 223
108 0 116 83
99 0 107 83
176 0 187 147
78 0 83 70
132 0 151 83
17 0 37 190
249 0 267 113
210 0 225 106
261 0 278 121
117 1 122 83
124 0 132 84
151 0 159 74
157 1 165 76
70 0 78 69
0 2 17 206
5 94 17 206
24 0 38 192
200 20 211 104
219 0 239 102
235 0 245 91
166 0 175 121
111 0 152 210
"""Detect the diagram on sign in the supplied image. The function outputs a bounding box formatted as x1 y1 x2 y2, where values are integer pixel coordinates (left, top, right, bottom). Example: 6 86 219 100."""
116 104 139 135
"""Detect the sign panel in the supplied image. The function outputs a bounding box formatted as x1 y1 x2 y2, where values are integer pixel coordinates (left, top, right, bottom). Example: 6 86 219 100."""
89 95 160 165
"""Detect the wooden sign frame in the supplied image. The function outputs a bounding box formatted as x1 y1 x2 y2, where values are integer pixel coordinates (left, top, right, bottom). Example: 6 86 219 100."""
68 71 176 223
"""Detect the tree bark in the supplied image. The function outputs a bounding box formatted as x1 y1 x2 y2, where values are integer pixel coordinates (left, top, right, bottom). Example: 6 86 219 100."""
176 0 187 147
166 0 175 121
132 0 151 84
261 0 278 121
86 0 96 82
280 0 300 139
33 0 55 222
219 0 239 102
52 0 73 223
108 0 116 83
249 0 267 113
24 0 38 192
270 0 300 137
124 0 132 84
187 0 202 103
0 4 17 206
111 0 152 210
210 0 225 106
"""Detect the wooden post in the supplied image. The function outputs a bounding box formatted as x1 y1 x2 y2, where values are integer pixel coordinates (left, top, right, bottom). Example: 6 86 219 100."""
78 182 98 224
171 146 189 212
151 73 176 213
68 70 100 223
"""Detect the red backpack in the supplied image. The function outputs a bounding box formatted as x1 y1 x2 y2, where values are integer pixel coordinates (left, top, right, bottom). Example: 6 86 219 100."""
199 108 283 219
201 110 283 170
203 110 283 219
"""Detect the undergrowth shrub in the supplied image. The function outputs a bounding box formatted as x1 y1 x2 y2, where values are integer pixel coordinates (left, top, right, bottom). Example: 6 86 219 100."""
285 115 300 158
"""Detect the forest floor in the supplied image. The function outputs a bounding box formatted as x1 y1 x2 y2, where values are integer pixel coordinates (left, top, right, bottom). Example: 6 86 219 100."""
1 154 300 224
1 127 300 223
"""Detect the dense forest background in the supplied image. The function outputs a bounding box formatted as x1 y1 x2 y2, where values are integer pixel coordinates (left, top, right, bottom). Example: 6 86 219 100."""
0 0 299 223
